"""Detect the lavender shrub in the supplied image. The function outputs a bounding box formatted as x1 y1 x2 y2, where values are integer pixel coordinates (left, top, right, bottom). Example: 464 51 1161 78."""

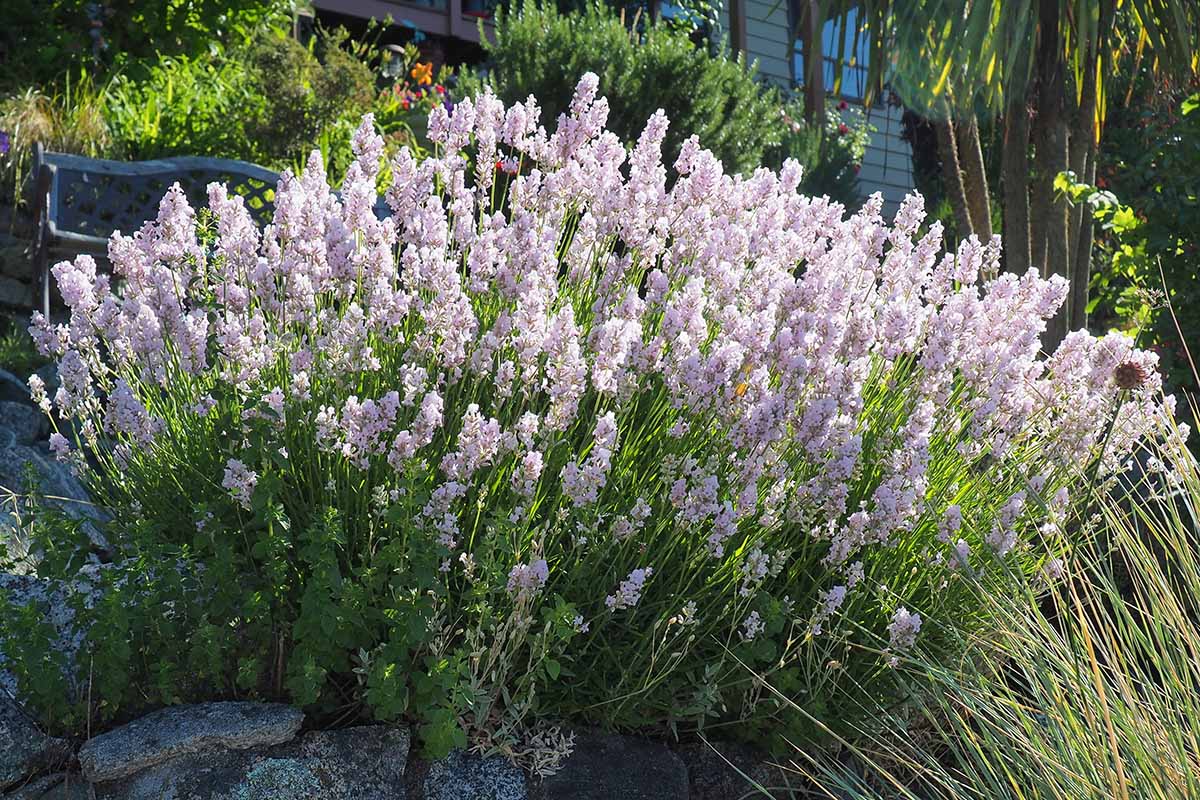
9 75 1182 760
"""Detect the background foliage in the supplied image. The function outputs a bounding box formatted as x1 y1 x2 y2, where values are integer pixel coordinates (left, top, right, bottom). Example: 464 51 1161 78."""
1089 83 1200 391
460 0 867 201
0 0 290 93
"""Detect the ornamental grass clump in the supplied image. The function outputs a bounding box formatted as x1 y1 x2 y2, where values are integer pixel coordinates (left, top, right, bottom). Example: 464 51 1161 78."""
8 75 1177 760
790 425 1200 800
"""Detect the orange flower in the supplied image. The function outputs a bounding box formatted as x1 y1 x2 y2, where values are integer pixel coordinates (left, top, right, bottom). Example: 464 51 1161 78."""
411 62 433 86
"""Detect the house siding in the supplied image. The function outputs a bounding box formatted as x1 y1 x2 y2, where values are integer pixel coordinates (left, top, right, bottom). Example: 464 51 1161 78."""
855 103 915 214
741 0 792 86
728 0 915 215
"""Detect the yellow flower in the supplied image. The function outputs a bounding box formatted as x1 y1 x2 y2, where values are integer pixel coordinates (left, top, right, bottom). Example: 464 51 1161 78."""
411 62 433 86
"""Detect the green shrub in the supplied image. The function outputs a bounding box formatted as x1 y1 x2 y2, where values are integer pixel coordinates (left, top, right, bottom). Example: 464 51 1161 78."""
458 0 786 176
0 0 290 92
2 25 434 216
1 89 1169 767
104 53 260 162
105 28 376 176
1091 89 1200 392
764 99 872 207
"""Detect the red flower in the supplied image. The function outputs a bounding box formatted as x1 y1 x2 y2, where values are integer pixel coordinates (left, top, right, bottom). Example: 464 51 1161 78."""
837 123 849 135
435 84 446 95
838 100 849 111
401 99 410 110
853 164 861 174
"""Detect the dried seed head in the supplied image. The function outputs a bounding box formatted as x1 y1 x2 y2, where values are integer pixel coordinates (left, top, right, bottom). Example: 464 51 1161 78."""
1114 360 1150 391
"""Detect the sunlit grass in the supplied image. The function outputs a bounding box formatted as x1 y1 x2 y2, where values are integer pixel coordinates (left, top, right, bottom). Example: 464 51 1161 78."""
765 411 1200 800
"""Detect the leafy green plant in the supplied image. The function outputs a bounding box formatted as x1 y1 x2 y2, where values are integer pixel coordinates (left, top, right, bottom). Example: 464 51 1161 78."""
103 53 261 162
764 99 872 207
1092 89 1200 391
1055 170 1158 335
0 0 292 92
103 26 376 178
458 0 786 175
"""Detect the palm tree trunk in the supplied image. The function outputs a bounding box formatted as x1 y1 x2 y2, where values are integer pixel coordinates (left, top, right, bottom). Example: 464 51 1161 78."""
1002 99 1032 274
935 110 975 240
1070 145 1096 331
1035 0 1071 349
1067 57 1099 332
1067 1 1115 332
957 114 993 240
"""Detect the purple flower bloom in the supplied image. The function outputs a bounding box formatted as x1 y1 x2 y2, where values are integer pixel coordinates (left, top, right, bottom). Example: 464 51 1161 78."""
31 75 1179 690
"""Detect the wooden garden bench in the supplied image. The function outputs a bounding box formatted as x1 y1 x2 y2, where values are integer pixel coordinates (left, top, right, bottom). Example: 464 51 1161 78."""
30 144 390 317
30 144 279 318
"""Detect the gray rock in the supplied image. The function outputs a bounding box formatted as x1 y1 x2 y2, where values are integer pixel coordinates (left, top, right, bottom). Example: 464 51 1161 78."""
0 243 34 282
0 574 71 700
0 570 109 703
0 698 70 792
0 442 108 570
423 750 526 800
540 732 687 800
0 443 96 517
3 773 90 799
79 702 305 783
0 279 33 311
0 371 28 405
0 403 46 445
95 725 410 800
678 741 795 800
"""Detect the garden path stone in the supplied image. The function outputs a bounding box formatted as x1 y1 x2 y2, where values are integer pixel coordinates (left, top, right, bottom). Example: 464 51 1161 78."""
421 749 526 800
0 698 70 792
92 724 410 800
78 702 305 783
0 404 44 445
2 773 90 799
539 731 688 800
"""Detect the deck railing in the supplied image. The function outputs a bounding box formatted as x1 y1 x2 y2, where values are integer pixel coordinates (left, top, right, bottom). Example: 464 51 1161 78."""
312 0 493 44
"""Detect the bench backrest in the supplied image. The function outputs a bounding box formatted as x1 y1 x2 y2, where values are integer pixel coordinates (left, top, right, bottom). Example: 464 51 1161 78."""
35 145 280 248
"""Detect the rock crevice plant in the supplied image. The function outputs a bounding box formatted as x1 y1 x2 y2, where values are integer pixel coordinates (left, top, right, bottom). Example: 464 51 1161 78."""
3 75 1179 762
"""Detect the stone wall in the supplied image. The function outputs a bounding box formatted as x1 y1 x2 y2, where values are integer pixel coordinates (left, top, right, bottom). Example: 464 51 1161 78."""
1 700 794 799
0 233 36 312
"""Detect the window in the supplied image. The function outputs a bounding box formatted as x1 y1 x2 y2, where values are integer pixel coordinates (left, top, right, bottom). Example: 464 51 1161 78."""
793 7 870 101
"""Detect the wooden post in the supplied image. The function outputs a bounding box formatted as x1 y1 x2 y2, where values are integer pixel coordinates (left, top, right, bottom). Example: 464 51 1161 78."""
729 0 748 56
